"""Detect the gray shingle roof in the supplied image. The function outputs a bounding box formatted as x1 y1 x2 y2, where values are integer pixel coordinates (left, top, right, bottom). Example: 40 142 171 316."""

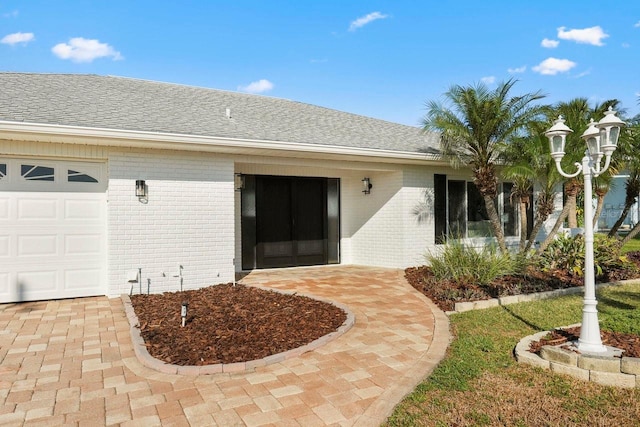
0 73 440 156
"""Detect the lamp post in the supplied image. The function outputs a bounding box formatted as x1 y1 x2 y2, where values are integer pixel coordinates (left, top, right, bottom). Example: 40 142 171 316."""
544 107 625 353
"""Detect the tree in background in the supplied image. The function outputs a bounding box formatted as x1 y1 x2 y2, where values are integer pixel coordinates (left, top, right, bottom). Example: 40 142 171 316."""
423 79 544 253
537 98 621 253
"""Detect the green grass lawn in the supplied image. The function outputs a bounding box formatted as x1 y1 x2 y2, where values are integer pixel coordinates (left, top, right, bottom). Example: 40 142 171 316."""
622 234 640 254
385 282 640 426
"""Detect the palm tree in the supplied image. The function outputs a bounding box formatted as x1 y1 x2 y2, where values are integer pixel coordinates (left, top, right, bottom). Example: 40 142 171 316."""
502 116 563 254
423 79 545 253
609 114 640 236
537 98 621 253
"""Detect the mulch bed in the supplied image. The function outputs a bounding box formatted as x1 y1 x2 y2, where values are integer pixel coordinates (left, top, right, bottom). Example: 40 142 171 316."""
528 326 640 358
130 284 346 366
404 252 640 358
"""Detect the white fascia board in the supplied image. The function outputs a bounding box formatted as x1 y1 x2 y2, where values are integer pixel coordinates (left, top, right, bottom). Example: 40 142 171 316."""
0 121 446 166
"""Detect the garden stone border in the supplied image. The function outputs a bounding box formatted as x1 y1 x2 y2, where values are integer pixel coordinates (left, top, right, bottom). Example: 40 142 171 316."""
121 284 355 375
447 278 640 315
515 325 640 389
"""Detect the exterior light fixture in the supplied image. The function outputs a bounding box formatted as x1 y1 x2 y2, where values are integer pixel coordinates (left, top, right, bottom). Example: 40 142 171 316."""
135 180 146 197
544 107 625 354
234 173 245 191
181 301 188 327
362 177 372 195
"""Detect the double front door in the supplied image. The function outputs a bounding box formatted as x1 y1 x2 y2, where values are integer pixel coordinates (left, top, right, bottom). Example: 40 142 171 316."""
241 175 340 269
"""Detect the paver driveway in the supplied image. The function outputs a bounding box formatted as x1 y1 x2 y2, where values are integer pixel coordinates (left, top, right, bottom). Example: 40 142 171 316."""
0 266 449 426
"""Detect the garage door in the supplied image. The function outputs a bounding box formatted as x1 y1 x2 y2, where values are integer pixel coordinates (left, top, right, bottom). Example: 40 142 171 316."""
0 158 107 303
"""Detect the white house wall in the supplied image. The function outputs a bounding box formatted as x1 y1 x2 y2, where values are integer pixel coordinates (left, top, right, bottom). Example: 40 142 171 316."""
1 140 236 297
107 149 235 296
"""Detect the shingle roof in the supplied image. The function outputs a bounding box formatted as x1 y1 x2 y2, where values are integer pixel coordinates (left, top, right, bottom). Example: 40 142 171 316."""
0 73 440 156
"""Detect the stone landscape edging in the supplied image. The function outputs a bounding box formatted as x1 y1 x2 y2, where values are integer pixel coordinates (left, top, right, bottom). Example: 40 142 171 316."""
121 284 355 375
448 278 640 315
515 325 640 389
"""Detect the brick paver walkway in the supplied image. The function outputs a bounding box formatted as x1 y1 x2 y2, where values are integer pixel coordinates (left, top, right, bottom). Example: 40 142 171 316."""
0 266 449 426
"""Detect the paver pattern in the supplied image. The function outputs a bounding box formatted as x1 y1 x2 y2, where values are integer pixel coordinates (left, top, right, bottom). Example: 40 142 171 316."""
0 266 449 426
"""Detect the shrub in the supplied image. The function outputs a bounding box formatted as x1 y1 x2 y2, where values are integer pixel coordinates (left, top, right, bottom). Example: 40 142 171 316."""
538 233 635 277
426 240 521 286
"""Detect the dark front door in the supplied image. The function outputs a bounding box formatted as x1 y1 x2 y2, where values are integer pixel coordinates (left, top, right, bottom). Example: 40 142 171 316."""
256 176 326 268
241 175 340 269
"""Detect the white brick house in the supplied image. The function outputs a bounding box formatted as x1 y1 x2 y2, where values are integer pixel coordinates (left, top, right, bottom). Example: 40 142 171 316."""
0 73 521 303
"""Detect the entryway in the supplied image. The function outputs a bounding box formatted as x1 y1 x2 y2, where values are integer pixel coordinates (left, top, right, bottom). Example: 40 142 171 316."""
240 175 340 269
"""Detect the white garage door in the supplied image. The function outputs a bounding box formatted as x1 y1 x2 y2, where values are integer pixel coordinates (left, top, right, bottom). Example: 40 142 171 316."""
0 158 107 303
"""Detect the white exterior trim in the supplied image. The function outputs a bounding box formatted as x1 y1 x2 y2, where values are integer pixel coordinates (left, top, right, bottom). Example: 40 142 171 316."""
0 120 447 166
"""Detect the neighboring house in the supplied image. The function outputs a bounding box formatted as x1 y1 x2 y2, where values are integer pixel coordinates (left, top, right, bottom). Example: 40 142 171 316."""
0 73 521 303
597 174 639 231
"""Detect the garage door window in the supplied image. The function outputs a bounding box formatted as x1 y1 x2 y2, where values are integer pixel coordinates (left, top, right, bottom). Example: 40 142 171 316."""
0 164 6 179
68 169 98 183
22 164 55 181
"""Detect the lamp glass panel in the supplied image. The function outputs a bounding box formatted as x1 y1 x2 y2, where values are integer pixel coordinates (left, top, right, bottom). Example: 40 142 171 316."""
599 128 607 147
586 137 599 156
551 135 564 154
609 126 620 146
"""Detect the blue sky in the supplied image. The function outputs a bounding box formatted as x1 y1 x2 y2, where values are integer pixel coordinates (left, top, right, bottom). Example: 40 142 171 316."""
2 1 639 126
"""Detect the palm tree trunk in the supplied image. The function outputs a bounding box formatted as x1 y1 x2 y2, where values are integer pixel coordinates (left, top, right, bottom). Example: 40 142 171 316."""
483 194 507 254
621 221 640 246
519 199 528 251
524 192 555 253
608 203 633 237
524 218 546 253
593 194 605 228
567 192 578 228
537 201 572 254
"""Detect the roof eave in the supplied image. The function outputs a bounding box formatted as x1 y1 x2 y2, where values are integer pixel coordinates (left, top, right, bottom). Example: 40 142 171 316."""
0 120 446 165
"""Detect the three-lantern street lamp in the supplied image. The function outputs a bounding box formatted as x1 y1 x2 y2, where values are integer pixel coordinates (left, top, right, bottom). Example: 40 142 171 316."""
544 107 625 353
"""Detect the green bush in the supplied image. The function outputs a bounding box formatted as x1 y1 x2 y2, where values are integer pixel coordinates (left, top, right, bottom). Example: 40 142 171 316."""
538 233 633 277
426 240 521 286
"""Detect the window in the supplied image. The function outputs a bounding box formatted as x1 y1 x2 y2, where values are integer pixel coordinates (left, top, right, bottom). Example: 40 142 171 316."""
21 165 54 181
434 174 518 242
0 164 6 180
68 169 98 183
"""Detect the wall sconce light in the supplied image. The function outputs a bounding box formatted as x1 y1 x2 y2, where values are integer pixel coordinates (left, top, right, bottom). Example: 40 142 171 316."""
234 173 245 191
362 177 372 195
135 180 147 197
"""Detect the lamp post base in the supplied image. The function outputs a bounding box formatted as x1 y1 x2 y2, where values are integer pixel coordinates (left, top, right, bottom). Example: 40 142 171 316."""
571 341 624 357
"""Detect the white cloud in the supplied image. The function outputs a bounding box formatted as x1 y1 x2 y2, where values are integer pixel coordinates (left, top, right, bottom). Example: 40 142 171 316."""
507 66 526 74
2 10 18 18
532 57 577 75
238 79 274 94
622 42 631 48
557 26 608 46
310 58 328 63
480 76 495 84
574 69 591 78
541 38 559 48
635 21 640 28
52 37 123 63
1 32 34 45
349 11 388 32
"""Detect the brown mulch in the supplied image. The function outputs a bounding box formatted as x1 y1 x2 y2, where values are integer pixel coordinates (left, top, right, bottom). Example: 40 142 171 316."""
130 283 347 366
404 252 640 358
528 326 640 357
405 251 640 313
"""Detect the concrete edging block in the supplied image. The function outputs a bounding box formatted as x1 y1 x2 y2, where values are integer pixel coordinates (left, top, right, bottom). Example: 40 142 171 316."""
578 354 621 373
120 286 355 376
621 357 640 375
550 362 590 381
590 370 636 388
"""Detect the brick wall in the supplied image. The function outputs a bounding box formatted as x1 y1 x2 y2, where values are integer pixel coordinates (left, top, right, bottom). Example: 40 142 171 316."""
107 148 235 296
